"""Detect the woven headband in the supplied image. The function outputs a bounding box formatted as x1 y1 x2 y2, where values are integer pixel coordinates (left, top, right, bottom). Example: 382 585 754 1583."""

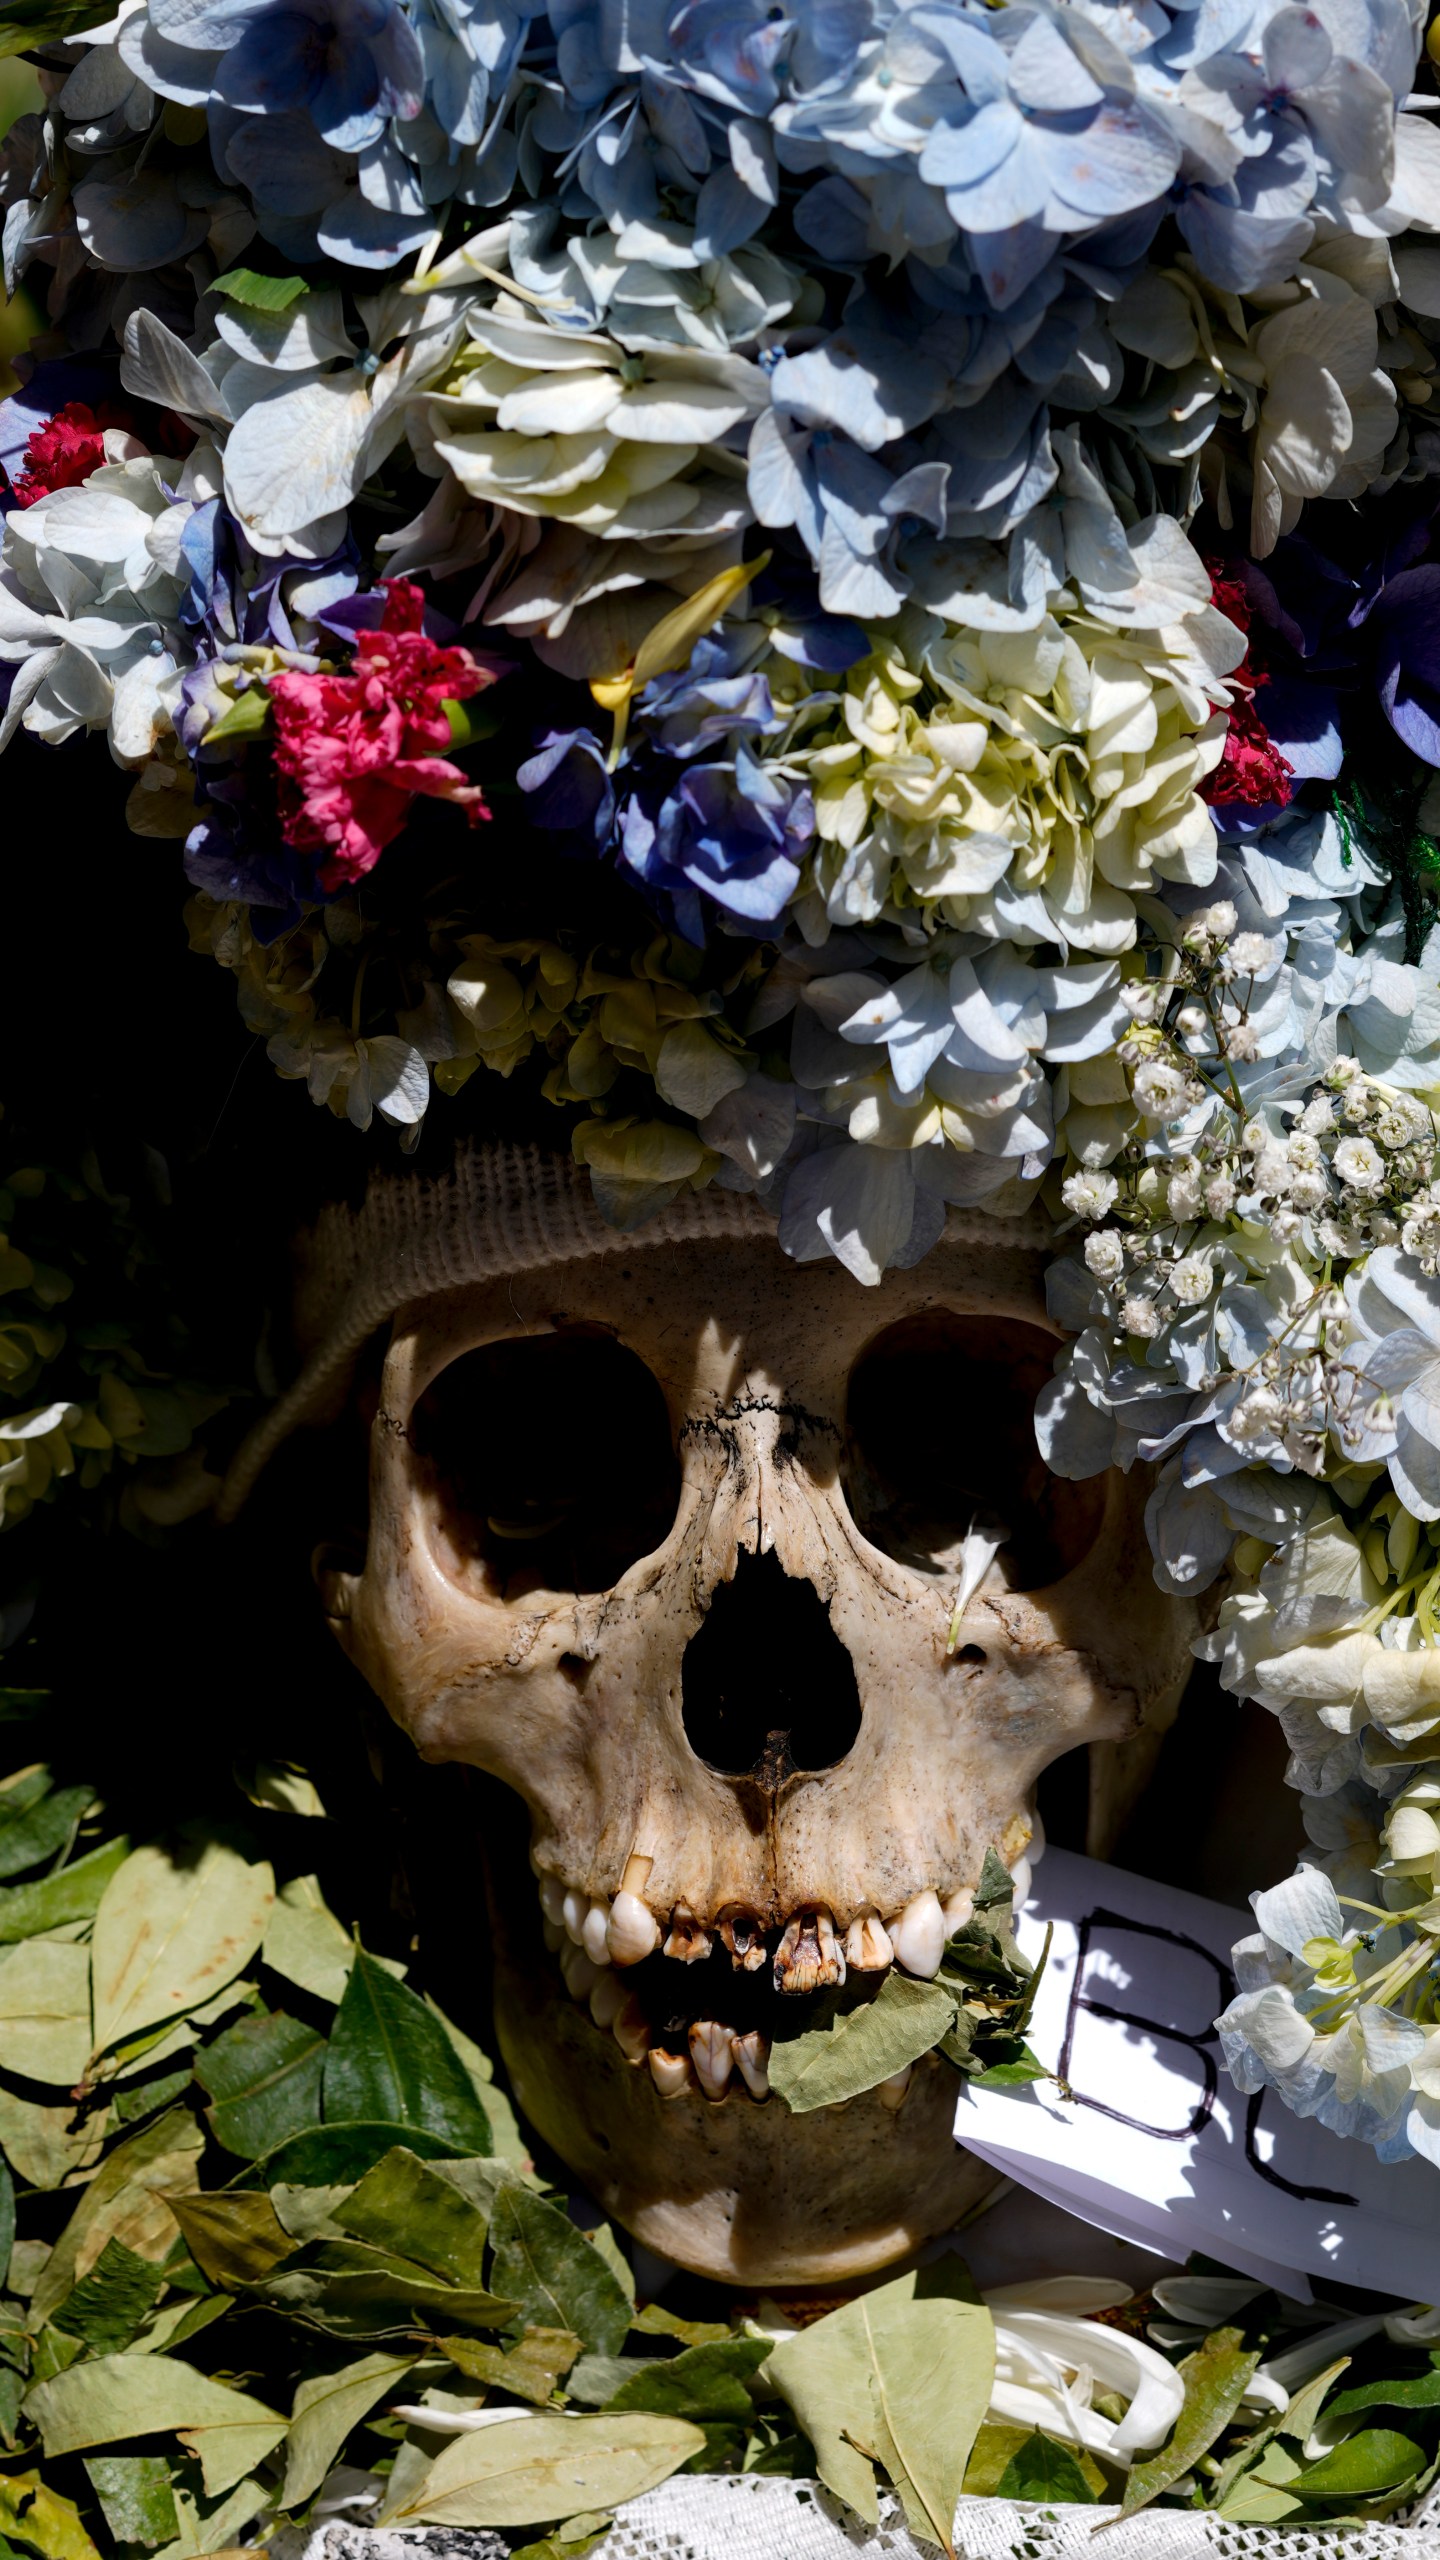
217 1144 1054 1520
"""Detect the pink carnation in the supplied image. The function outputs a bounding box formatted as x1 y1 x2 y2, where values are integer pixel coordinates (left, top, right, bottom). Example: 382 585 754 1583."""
10 401 134 506
268 580 497 889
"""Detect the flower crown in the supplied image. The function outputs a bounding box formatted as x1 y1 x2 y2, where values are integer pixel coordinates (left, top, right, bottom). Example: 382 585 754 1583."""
5 0 1440 2170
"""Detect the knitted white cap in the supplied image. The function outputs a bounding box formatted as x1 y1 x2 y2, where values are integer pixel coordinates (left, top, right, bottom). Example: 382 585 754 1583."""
218 1142 1052 1518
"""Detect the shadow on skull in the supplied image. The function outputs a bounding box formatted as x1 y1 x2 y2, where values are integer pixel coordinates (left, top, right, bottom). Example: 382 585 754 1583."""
307 1228 1200 2284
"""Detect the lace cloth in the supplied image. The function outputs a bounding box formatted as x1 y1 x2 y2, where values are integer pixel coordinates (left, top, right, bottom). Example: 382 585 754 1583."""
312 2472 1440 2560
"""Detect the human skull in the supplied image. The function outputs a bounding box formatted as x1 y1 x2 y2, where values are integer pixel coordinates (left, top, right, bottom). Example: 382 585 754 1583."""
318 1198 1195 2286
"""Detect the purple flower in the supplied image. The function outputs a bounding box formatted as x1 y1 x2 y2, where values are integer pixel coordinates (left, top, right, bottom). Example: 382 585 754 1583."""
1367 567 1440 767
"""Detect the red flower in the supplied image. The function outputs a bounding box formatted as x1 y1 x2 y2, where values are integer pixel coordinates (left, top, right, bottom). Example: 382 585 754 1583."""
1203 563 1294 811
267 581 497 890
10 401 135 507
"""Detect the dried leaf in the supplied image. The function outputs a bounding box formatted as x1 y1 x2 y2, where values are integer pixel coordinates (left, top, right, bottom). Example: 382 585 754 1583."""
262 1875 355 2004
29 2107 204 2328
166 2191 297 2289
281 2350 413 2510
441 2328 583 2406
392 2411 705 2528
0 2470 102 2560
767 2256 993 2547
0 1938 92 2084
768 1975 957 2114
89 1840 273 2065
24 2354 287 2497
489 2187 631 2359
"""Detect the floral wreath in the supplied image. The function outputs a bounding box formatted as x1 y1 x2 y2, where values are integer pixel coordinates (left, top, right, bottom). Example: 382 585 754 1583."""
5 0 1440 2203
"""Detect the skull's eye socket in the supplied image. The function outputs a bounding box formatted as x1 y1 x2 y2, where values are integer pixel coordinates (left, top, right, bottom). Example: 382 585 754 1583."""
843 1311 1105 1592
411 1329 679 1601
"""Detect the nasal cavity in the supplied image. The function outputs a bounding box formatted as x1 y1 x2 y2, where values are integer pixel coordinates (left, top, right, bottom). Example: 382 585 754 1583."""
681 1548 862 1786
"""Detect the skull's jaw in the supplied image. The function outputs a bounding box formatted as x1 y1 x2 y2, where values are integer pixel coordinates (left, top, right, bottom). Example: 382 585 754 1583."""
489 1889 996 2286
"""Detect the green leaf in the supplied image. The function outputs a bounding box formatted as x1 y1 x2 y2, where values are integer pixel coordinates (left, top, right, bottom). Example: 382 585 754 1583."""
195 2010 326 2159
488 2186 631 2358
767 2256 994 2547
606 2338 770 2423
968 2045 1047 2088
0 2472 101 2560
24 2354 287 2497
963 2423 1105 2501
324 1950 493 2155
1292 2428 1425 2499
89 1839 273 2066
441 2328 583 2407
281 2350 413 2511
392 2411 706 2527
0 1838 129 1944
200 688 272 748
0 1689 47 1723
1118 2327 1260 2521
211 266 310 310
0 0 114 54
426 1996 529 2167
82 2455 178 2550
768 1974 957 2114
0 1939 92 2084
29 2107 204 2329
335 2146 491 2286
629 2306 733 2349
166 2191 297 2290
1329 2365 1440 2417
256 2120 459 2187
52 2239 163 2352
111 2068 194 2131
993 2429 1097 2504
0 2162 11 2292
443 697 501 751
0 1782 92 1883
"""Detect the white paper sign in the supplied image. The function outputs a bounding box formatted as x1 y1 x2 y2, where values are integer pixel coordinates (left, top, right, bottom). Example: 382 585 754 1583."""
957 1848 1440 2304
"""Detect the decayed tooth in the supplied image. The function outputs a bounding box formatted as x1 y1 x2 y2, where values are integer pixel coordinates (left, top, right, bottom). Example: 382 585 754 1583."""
648 2047 691 2099
941 1886 974 1934
538 1873 566 1926
878 2064 912 2109
774 1907 845 1995
716 1908 767 1972
663 1905 713 1964
561 1887 588 1946
560 1941 601 2003
541 1915 565 1955
688 2020 734 2101
589 1970 626 2031
843 1907 894 1972
891 1889 945 1978
731 2029 770 2101
582 1897 613 1967
607 1889 660 1966
612 1995 649 2064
